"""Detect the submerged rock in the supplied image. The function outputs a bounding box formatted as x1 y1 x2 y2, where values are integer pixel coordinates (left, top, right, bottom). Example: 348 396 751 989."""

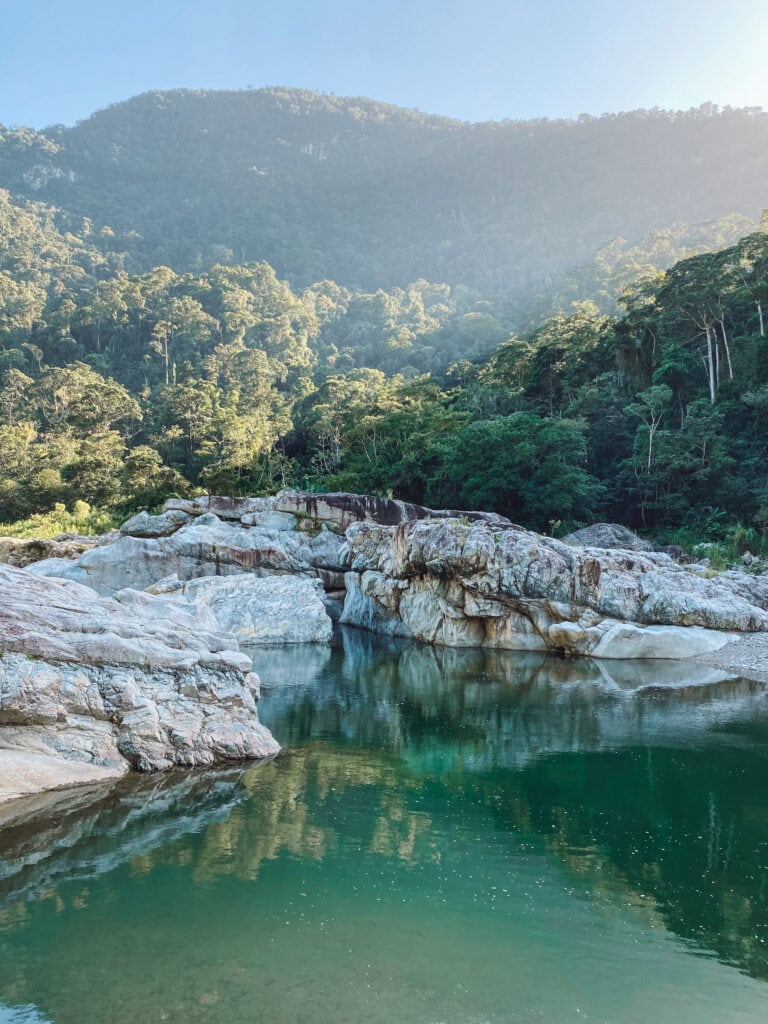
0 564 279 803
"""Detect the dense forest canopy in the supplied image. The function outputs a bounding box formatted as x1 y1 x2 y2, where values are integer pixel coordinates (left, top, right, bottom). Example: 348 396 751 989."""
2 88 768 541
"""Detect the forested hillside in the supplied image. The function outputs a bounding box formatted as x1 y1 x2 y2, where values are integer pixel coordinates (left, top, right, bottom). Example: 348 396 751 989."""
2 89 768 542
1 89 765 316
2 153 768 541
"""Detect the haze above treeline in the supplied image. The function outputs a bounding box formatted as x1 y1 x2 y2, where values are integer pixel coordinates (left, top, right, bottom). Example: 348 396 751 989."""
1 86 768 547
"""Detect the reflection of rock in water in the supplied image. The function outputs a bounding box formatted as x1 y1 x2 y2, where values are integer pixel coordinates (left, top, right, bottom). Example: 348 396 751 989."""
2 680 768 986
258 627 768 769
246 641 332 689
3 636 768 991
0 1003 53 1023
0 769 248 911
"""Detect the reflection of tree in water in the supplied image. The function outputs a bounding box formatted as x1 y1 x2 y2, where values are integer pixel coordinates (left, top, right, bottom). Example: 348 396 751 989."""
501 744 768 981
2 633 768 983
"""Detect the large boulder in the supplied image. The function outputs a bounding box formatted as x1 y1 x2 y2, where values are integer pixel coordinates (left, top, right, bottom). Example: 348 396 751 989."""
0 563 279 803
339 519 768 657
240 510 299 531
560 523 653 552
147 574 333 644
119 509 192 537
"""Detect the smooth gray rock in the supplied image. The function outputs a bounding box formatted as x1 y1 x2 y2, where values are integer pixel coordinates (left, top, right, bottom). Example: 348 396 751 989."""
70 519 316 595
240 510 298 531
119 509 191 537
149 574 333 645
561 522 653 552
25 557 91 585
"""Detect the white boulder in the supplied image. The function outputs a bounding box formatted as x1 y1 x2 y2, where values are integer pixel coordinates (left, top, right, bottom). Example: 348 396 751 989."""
148 574 333 645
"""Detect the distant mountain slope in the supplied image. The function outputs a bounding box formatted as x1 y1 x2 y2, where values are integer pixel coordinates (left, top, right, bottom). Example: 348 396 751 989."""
1 88 766 308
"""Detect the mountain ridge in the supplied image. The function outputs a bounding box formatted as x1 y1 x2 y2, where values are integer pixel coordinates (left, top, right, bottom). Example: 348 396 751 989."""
1 87 766 308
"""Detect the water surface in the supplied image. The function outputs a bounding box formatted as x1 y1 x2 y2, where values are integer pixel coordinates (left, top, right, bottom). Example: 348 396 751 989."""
1 629 768 1023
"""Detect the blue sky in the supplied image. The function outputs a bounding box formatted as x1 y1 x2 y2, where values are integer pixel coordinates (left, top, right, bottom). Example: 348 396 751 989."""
2 0 768 127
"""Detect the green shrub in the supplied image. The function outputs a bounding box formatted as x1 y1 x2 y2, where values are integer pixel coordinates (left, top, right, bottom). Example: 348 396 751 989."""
0 501 119 539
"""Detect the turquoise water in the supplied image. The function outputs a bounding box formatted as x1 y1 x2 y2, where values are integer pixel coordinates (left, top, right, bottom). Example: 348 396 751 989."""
2 630 768 1023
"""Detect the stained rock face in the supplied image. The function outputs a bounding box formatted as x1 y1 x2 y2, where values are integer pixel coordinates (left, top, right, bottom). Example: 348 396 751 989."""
339 519 768 657
275 490 514 530
0 564 279 803
148 574 333 644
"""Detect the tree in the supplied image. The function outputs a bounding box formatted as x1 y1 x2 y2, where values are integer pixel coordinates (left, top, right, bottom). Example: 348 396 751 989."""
431 414 604 530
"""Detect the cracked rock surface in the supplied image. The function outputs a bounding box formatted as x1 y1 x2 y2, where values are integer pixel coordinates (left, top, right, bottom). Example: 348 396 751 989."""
0 564 278 803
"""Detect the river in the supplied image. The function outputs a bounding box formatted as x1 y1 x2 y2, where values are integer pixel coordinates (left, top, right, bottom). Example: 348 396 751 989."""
1 628 767 1023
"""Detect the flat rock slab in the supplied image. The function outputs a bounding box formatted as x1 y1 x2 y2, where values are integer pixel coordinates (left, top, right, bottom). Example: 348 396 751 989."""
0 748 127 804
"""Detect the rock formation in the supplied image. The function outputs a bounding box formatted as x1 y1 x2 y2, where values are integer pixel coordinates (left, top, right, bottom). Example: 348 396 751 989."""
10 489 768 801
0 564 279 803
339 517 768 657
25 490 768 662
31 510 347 597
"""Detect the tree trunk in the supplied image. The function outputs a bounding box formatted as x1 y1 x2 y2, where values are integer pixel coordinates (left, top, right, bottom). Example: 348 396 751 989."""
704 322 716 402
718 319 734 380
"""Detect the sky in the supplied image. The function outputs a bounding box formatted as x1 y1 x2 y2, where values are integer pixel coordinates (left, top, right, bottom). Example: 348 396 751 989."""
2 0 768 128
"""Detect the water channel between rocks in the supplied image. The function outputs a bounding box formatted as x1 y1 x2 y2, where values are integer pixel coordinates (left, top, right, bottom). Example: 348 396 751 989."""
1 627 768 1024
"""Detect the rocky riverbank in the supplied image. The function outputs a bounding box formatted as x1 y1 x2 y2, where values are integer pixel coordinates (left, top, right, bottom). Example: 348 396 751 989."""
26 491 768 658
5 489 768 803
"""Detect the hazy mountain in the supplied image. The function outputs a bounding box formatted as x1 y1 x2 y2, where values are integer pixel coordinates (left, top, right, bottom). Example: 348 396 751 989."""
1 88 765 306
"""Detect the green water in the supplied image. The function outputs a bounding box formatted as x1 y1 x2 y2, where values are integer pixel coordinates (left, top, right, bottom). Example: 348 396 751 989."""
2 631 768 1023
